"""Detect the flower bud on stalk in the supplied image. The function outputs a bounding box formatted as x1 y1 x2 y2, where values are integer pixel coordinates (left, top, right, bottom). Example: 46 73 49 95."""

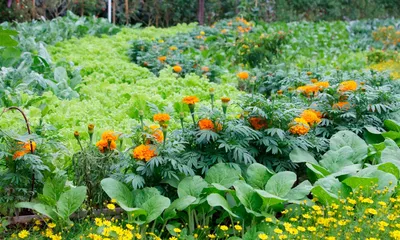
74 131 83 151
88 124 94 144
221 97 230 115
209 88 215 110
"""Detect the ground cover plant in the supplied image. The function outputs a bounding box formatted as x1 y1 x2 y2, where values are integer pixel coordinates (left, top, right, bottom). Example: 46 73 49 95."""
1 11 400 240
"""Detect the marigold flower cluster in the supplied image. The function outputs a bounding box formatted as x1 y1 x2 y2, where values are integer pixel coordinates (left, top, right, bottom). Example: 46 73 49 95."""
96 131 118 153
132 144 157 161
13 141 37 160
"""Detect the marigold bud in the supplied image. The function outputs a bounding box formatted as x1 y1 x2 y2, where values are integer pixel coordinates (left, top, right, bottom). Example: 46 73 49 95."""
88 124 94 134
74 131 80 139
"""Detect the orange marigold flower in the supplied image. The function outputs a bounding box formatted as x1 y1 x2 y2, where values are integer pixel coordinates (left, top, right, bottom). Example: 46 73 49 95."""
339 80 357 92
158 56 167 62
309 109 323 118
13 151 26 160
307 71 312 76
153 113 170 122
173 65 182 73
198 119 215 130
314 81 329 89
249 117 268 130
297 85 319 97
237 71 249 80
277 90 283 95
149 125 164 143
300 109 321 125
221 97 231 103
22 141 36 153
333 101 350 110
96 139 117 153
311 78 318 83
13 141 37 159
289 118 310 135
201 66 209 72
133 144 156 161
182 96 200 105
101 131 118 141
169 46 178 51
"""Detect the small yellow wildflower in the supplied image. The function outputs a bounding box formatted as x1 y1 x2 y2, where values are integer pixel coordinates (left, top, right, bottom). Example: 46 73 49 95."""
297 226 306 232
307 226 317 232
274 228 283 234
365 208 378 215
18 230 30 239
48 223 56 229
126 224 134 230
258 233 268 240
220 225 229 231
234 225 243 231
173 228 181 233
208 234 216 239
265 217 273 222
107 203 116 210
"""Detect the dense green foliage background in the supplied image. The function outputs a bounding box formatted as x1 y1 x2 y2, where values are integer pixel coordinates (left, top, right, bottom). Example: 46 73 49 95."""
2 0 400 25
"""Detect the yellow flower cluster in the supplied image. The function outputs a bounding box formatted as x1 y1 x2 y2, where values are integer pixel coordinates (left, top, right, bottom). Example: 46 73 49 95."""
370 60 400 80
265 185 400 239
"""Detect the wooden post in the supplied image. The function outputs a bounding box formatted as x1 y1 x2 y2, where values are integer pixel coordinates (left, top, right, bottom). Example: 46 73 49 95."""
31 0 36 19
125 0 129 24
198 0 205 25
80 0 84 16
